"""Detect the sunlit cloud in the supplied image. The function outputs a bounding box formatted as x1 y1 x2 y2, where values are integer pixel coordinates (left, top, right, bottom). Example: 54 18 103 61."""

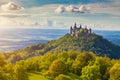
55 5 90 13
0 2 24 11
0 0 119 30
0 0 14 3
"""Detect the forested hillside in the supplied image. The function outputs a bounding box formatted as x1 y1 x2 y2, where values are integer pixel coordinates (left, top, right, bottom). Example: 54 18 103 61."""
0 32 120 80
0 51 120 80
1 32 120 64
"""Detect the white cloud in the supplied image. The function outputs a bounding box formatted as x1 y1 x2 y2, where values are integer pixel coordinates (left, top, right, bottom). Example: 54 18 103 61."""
55 5 90 13
0 2 24 11
0 13 30 18
0 0 14 3
84 3 120 15
79 5 90 13
55 5 65 13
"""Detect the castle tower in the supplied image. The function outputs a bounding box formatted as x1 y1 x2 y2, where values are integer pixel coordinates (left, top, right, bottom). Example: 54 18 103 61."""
85 26 88 33
73 22 77 34
70 26 73 34
74 22 77 29
89 28 92 34
80 24 82 29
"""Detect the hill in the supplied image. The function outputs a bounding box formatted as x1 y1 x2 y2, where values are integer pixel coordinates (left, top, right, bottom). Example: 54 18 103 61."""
23 32 120 59
0 30 120 80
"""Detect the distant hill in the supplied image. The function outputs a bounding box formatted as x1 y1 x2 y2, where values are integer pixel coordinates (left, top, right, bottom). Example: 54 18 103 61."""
24 32 120 59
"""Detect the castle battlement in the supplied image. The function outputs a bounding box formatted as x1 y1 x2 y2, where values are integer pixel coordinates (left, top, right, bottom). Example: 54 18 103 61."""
70 23 92 37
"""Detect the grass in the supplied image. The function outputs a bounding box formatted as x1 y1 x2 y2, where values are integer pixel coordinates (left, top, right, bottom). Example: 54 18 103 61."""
28 71 81 80
68 73 81 80
29 71 49 80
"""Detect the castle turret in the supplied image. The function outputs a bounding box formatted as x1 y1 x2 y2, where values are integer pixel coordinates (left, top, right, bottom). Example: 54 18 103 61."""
84 26 88 33
79 24 82 29
70 26 73 34
74 22 77 29
73 22 77 33
69 23 92 37
89 28 92 34
78 24 82 30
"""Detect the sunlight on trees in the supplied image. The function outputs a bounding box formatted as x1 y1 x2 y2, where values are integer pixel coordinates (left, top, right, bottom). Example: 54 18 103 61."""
109 63 120 80
49 59 67 77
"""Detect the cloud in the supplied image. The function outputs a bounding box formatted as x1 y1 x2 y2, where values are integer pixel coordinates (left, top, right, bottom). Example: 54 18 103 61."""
55 6 65 13
84 3 120 15
55 5 90 13
0 2 24 11
0 0 13 3
0 13 30 18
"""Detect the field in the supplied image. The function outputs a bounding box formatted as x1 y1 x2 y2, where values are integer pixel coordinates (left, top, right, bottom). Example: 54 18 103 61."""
29 72 48 80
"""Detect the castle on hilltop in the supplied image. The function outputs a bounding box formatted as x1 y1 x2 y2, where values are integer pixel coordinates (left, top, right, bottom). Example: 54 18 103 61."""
70 23 92 37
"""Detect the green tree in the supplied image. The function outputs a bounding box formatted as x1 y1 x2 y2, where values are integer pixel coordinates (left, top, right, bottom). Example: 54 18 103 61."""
109 63 120 80
66 58 74 72
71 60 82 75
3 63 15 80
49 59 67 77
94 57 111 79
24 56 41 71
71 52 95 75
68 51 78 60
14 64 28 80
39 53 57 71
58 52 69 62
0 55 6 67
0 68 7 80
81 65 101 80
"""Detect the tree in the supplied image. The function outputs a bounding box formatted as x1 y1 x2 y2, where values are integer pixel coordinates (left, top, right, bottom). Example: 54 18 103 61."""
109 63 120 80
58 52 69 62
0 68 7 80
3 63 15 80
71 60 82 75
55 74 72 80
71 52 95 75
81 65 101 80
39 53 57 71
49 59 67 77
0 55 6 67
68 51 78 60
66 58 74 72
94 57 111 79
14 64 28 80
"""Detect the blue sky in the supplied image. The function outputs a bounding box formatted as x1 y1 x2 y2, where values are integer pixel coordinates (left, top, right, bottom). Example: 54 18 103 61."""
0 0 120 30
15 0 112 7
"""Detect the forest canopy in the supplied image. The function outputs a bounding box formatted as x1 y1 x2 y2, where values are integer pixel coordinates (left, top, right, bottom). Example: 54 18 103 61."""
0 51 120 80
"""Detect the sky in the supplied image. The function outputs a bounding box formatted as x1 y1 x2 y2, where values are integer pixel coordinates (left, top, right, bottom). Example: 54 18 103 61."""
0 0 120 30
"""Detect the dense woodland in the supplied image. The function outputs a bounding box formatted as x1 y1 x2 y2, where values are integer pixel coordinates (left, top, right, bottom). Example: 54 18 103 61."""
0 51 120 80
0 33 120 80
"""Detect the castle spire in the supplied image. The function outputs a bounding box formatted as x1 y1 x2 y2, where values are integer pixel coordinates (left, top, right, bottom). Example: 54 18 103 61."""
74 22 77 28
89 28 92 34
79 24 82 29
70 26 73 34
